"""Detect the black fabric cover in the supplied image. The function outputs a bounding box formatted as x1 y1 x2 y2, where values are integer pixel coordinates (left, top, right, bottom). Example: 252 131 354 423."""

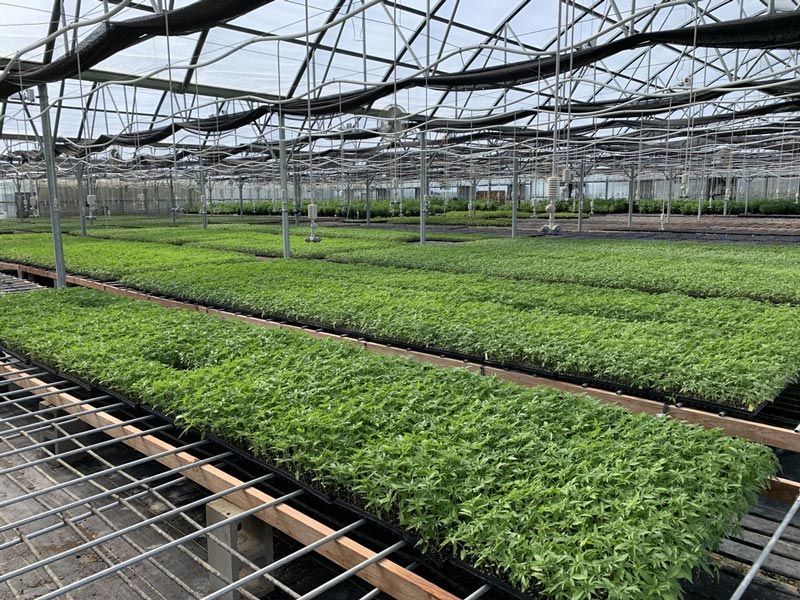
7 3 800 164
0 0 275 99
48 76 800 159
4 6 800 107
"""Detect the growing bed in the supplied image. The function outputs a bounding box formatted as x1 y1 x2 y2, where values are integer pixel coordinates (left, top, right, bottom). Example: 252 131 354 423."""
330 237 800 304
82 224 476 253
0 288 778 600
1 233 800 411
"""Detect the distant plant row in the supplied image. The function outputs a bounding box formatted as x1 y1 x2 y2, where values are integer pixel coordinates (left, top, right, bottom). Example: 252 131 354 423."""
180 197 800 217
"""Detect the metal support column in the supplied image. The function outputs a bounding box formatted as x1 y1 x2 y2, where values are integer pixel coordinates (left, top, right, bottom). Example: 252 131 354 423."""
698 177 706 220
75 164 87 237
724 176 732 216
279 115 291 258
170 177 177 224
469 179 477 217
511 159 519 238
745 177 751 214
37 84 66 288
207 498 274 600
627 174 635 228
365 179 371 226
199 164 208 230
577 162 585 235
666 167 673 223
238 180 245 219
293 173 301 226
419 131 428 244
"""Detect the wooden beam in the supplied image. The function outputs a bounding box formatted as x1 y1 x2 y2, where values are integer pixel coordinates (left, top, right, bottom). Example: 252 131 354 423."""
0 365 459 600
4 261 799 454
768 477 800 504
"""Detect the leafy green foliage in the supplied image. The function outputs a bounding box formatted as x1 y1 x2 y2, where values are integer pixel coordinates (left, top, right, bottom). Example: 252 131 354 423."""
332 237 800 305
0 233 250 280
1 233 800 409
0 214 276 233
81 225 475 257
631 198 800 216
0 288 778 600
118 258 800 410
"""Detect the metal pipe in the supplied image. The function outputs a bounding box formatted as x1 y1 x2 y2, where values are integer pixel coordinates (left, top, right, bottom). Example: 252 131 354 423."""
0 386 82 406
3 401 211 600
511 158 519 238
37 489 302 600
697 177 704 220
355 561 419 600
463 585 492 600
365 178 371 226
0 439 205 511
627 174 635 228
0 414 152 460
0 398 114 426
202 519 365 600
293 172 302 226
419 131 427 244
199 158 208 230
0 371 49 384
297 540 406 600
37 83 66 288
666 167 673 223
18 411 277 600
0 380 70 398
0 449 231 541
75 164 87 236
0 423 172 476
0 401 121 439
577 160 585 235
0 396 108 423
0 368 44 381
0 474 180 549
38 489 302 600
15 475 279 593
238 179 244 218
729 493 800 600
279 113 291 258
745 177 751 214
170 176 177 224
1 420 167 599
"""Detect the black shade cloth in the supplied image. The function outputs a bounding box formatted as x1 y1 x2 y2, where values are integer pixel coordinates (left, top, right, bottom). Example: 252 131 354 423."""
3 5 800 108
0 0 275 99
45 77 800 159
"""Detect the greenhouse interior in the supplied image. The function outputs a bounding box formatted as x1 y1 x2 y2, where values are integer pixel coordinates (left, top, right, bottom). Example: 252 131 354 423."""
1 1 800 599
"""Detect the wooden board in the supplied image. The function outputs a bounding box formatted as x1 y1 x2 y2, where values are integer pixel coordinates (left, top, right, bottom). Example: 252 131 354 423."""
0 365 459 600
4 261 799 454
